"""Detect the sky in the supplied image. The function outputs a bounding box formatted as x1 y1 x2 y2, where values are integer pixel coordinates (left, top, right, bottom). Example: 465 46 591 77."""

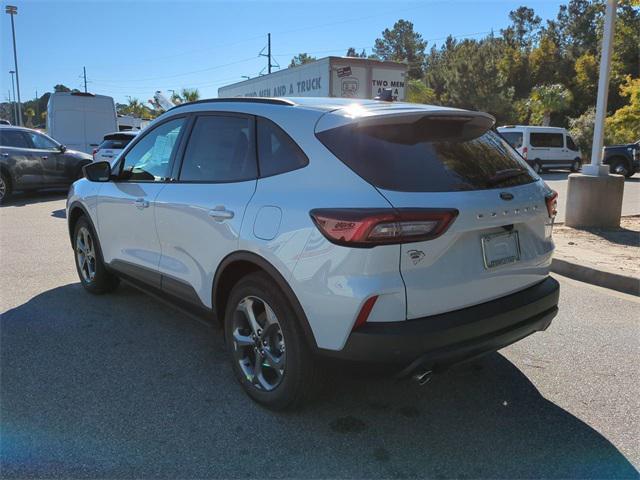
1 0 566 105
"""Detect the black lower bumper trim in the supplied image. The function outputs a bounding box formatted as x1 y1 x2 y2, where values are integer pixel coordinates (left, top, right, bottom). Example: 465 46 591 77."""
318 277 560 375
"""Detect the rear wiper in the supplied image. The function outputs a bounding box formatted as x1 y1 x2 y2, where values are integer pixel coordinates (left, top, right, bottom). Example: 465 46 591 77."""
487 168 528 185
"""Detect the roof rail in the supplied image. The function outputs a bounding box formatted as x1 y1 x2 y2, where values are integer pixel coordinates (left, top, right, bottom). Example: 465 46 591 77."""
167 97 295 112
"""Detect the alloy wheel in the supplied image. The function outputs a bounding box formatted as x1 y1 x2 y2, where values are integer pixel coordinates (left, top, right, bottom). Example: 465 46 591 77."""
76 226 97 283
232 295 286 391
613 163 628 176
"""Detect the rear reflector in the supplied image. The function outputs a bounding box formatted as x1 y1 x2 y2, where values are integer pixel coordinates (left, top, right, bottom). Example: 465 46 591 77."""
353 295 378 330
309 208 458 247
545 190 558 219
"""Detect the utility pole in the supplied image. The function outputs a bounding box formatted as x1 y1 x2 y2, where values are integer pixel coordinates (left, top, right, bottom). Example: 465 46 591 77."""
6 5 22 126
268 33 272 74
9 70 17 125
83 66 88 93
259 33 273 75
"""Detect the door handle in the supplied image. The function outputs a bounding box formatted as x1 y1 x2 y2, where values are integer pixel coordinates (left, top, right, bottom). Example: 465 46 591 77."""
41 155 48 160
134 198 150 209
1 153 8 158
208 205 234 221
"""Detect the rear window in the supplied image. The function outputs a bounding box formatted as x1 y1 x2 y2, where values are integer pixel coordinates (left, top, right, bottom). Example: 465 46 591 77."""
530 132 563 148
0 130 30 148
500 131 523 149
316 118 536 192
257 117 308 177
99 138 133 150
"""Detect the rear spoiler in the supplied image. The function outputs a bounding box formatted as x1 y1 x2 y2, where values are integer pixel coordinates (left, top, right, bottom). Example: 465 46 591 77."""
316 106 495 133
316 106 496 141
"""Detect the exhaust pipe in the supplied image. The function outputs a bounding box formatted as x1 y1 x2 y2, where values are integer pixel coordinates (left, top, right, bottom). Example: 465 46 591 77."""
413 369 433 386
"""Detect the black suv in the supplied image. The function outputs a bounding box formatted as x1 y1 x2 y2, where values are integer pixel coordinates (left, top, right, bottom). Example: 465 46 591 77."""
604 140 639 178
0 126 92 203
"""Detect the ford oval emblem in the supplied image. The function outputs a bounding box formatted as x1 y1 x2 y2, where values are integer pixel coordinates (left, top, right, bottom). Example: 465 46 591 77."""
500 192 514 201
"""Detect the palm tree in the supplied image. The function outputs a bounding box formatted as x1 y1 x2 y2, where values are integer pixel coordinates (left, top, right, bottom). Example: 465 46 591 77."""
528 84 572 126
24 107 35 127
122 97 149 118
180 88 200 103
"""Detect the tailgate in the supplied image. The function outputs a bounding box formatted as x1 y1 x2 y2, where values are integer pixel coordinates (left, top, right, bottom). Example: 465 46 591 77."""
380 181 554 319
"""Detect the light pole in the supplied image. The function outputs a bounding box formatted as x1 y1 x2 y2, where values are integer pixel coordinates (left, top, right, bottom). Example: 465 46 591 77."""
565 0 624 228
9 70 17 125
6 5 22 126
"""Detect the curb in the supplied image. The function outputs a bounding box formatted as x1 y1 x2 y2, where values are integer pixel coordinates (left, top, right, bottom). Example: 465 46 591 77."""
551 258 639 296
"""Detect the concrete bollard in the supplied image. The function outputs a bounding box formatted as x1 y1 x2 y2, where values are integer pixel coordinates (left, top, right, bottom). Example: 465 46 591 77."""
565 173 625 228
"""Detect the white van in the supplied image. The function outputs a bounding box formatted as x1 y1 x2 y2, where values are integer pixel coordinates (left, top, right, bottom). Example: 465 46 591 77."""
498 125 582 173
47 92 118 154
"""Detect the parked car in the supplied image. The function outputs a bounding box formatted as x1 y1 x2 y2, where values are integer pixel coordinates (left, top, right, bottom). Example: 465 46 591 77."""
498 125 582 173
603 140 639 178
0 119 10 125
93 131 138 163
67 98 560 410
47 92 118 154
0 125 92 203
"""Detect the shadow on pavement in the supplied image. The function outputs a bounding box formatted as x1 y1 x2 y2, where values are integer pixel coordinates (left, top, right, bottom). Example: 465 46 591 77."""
1 283 637 479
51 208 66 219
570 224 640 248
1 190 67 207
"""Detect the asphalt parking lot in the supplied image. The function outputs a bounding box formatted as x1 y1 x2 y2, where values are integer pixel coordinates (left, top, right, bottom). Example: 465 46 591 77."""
1 189 639 479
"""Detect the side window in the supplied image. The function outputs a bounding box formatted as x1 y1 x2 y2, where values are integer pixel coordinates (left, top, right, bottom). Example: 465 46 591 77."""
500 132 523 149
257 117 308 177
566 136 578 151
28 132 58 150
530 133 563 148
0 130 30 149
179 115 256 182
120 117 185 182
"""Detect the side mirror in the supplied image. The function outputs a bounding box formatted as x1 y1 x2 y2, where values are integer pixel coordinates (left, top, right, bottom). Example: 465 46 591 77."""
58 144 67 153
83 161 111 182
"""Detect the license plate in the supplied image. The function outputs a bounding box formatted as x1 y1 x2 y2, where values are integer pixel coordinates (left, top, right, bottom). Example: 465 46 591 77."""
481 231 521 269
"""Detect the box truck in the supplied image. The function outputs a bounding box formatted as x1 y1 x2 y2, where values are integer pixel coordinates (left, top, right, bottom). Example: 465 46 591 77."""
47 92 118 154
218 56 408 101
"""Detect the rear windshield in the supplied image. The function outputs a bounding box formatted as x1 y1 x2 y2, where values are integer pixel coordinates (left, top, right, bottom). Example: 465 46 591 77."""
99 138 134 150
316 118 536 192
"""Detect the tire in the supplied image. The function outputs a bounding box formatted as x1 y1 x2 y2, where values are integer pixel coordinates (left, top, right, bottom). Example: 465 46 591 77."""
571 159 581 172
0 171 11 204
609 158 633 178
73 216 119 294
224 272 320 410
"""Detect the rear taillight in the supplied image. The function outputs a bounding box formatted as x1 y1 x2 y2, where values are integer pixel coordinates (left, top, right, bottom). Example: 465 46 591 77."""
522 146 528 159
309 208 458 247
545 190 558 219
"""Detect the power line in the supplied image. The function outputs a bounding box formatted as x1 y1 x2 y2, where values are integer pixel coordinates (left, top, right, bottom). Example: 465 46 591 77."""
92 56 257 84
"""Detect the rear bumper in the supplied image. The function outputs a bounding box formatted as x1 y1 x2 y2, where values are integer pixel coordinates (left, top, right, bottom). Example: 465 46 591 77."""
318 277 559 375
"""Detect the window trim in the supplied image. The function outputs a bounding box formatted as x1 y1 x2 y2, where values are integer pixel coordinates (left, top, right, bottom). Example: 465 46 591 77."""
113 115 189 184
172 111 259 185
256 116 309 179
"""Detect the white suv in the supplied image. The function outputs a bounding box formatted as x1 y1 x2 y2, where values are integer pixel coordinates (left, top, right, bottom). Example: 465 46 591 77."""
67 98 560 410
